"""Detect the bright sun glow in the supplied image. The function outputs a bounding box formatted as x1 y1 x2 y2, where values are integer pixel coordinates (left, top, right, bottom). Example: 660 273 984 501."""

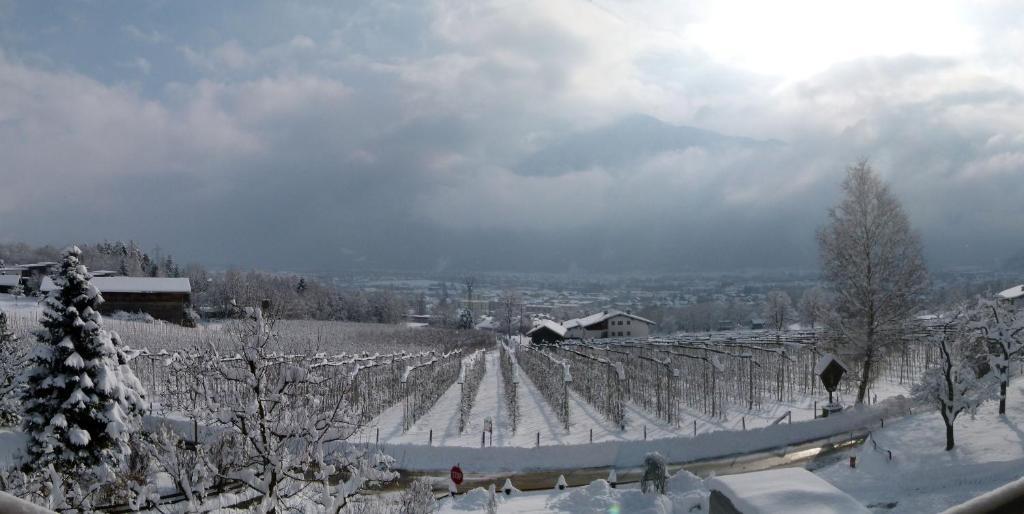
685 0 979 80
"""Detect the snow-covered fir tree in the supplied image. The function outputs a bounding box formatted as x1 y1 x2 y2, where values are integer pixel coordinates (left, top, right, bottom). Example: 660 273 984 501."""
20 246 148 475
458 307 474 330
974 297 1024 415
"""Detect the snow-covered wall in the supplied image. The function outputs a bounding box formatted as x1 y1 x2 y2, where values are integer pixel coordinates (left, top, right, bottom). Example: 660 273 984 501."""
372 397 912 473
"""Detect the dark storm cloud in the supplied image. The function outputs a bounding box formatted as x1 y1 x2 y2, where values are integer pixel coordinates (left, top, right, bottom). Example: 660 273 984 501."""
0 1 1022 272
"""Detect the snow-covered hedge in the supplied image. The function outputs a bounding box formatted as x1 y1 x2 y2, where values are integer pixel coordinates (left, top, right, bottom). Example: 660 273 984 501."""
459 350 486 433
499 342 520 433
517 345 571 432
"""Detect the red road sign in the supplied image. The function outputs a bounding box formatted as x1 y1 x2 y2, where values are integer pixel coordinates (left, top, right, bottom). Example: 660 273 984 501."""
450 465 464 485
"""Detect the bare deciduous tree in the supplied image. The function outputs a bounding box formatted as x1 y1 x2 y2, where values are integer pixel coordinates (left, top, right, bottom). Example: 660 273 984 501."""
817 160 928 404
974 297 1024 415
762 290 794 332
912 308 996 451
798 286 831 329
499 290 522 339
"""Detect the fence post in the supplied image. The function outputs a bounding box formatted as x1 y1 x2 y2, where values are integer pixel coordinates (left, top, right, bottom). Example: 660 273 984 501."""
644 425 647 440
742 416 746 431
536 432 540 447
693 419 697 436
482 431 486 448
590 428 593 444
376 427 379 445
429 429 433 446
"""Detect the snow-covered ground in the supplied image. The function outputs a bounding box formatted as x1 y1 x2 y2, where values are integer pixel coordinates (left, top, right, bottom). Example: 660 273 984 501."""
818 379 1024 513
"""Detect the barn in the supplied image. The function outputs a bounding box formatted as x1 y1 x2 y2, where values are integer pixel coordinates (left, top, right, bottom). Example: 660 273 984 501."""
526 319 567 345
41 276 192 325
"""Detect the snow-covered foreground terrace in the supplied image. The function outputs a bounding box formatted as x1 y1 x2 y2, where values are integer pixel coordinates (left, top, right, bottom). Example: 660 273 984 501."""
818 378 1024 513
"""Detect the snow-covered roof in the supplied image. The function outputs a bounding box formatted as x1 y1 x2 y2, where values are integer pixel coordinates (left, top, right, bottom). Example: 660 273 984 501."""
998 284 1024 301
562 309 655 329
526 319 567 337
0 276 21 287
707 468 869 514
814 353 850 375
41 276 191 294
474 316 499 330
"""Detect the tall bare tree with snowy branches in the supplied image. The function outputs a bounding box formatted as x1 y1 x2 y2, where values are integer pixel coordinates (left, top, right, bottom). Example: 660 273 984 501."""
818 161 928 404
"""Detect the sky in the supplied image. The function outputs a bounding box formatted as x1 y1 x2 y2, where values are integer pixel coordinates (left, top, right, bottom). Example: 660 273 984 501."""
0 0 1022 273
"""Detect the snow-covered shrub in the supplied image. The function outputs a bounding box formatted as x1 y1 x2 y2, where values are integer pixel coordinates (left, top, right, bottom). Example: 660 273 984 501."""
640 452 668 494
551 345 626 428
517 345 571 431
397 478 435 514
403 350 463 431
109 310 157 323
142 424 215 509
20 246 148 478
459 349 486 433
499 342 519 433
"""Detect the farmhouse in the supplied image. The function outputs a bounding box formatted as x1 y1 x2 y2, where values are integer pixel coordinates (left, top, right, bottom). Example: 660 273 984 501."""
526 319 567 345
562 309 655 340
41 276 192 325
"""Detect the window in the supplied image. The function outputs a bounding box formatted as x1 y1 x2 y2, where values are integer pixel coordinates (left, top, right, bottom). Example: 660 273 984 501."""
627 331 631 336
602 331 608 338
627 320 631 325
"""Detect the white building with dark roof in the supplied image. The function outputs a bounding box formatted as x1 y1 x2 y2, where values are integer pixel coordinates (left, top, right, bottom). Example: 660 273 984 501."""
562 309 655 340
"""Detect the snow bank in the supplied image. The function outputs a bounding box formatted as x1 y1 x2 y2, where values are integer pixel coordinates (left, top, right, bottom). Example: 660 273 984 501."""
547 479 672 514
0 491 54 514
374 398 910 472
708 468 869 514
446 487 501 511
666 469 710 512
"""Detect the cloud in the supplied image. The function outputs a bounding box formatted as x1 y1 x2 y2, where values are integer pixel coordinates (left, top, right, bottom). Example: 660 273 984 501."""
122 24 165 44
1 1 1023 271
